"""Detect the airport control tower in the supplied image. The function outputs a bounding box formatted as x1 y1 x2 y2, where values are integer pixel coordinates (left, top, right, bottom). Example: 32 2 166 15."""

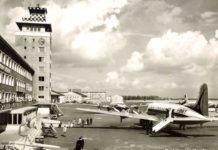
15 4 52 102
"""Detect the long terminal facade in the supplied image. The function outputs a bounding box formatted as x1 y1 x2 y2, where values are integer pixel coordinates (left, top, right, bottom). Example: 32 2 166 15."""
0 36 34 104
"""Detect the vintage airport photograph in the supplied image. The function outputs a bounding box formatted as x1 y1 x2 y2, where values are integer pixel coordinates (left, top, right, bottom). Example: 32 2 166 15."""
1 0 218 149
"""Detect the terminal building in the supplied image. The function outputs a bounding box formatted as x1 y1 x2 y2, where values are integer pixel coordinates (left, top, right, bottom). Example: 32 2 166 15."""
82 91 107 103
0 36 34 104
15 5 52 102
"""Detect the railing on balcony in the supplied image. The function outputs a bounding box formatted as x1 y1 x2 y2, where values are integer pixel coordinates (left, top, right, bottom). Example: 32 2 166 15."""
0 99 37 111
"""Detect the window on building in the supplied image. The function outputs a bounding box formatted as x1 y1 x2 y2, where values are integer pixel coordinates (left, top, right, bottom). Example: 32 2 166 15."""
13 114 17 124
39 86 44 91
2 74 4 84
24 56 26 59
8 114 12 124
5 56 8 66
2 54 4 64
38 76 44 81
18 114 22 124
24 46 27 50
38 96 44 99
0 52 2 62
32 38 35 42
39 47 45 52
39 57 44 62
39 66 44 72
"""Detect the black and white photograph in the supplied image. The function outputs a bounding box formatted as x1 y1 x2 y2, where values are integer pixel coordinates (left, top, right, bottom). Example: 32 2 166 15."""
0 0 218 149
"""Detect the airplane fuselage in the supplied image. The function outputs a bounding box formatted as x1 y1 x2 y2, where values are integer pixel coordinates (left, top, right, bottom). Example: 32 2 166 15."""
146 103 209 124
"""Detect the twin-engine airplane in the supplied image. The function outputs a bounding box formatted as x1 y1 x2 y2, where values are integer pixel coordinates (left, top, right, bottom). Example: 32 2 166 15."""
77 83 218 133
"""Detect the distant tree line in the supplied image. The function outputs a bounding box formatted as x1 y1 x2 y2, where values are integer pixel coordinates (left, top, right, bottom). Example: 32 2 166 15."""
123 95 161 100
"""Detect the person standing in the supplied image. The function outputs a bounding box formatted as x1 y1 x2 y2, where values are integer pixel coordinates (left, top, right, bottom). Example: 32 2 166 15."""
70 121 73 128
86 118 89 125
72 119 76 127
75 136 84 150
78 118 82 125
62 125 67 137
67 120 71 128
89 117 93 125
81 119 85 127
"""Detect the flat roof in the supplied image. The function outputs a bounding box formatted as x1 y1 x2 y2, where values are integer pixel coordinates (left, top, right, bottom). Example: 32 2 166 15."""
11 106 37 114
0 36 34 74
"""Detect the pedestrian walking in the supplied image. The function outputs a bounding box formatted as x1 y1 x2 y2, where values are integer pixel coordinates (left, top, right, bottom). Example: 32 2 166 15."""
74 136 85 150
62 125 67 137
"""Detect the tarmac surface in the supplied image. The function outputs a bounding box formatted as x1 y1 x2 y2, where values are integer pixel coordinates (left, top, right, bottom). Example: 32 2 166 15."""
44 104 218 150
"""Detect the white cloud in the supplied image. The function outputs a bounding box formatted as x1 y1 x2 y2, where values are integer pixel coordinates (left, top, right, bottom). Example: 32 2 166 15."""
72 31 125 60
163 82 178 89
2 7 25 44
121 51 144 72
45 0 127 60
156 7 182 25
201 11 218 19
144 30 218 75
105 71 127 89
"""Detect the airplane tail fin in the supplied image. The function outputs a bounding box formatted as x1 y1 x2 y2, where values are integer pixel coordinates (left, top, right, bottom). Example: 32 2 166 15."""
193 83 208 116
184 94 188 102
180 94 188 105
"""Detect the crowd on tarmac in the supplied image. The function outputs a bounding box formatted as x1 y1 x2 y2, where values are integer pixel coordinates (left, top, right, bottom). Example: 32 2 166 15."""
41 117 93 150
41 119 90 150
58 117 93 129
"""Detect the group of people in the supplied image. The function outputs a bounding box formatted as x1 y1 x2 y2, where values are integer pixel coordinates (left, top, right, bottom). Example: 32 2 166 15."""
77 117 93 127
59 117 93 129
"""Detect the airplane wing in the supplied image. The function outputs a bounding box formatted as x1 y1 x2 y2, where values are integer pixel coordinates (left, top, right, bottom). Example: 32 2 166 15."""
152 118 173 132
76 108 159 121
5 141 60 149
152 117 210 133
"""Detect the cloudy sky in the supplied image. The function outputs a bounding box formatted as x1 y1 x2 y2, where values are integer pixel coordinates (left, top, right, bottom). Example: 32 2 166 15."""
1 0 218 98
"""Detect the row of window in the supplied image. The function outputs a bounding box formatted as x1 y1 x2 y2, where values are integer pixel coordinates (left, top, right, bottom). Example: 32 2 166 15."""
0 72 33 92
0 72 14 86
17 80 25 89
24 46 45 53
26 83 33 92
0 50 33 81
0 92 33 103
0 92 16 103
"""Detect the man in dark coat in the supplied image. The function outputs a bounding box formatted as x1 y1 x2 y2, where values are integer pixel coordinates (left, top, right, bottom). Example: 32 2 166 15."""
75 136 84 150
